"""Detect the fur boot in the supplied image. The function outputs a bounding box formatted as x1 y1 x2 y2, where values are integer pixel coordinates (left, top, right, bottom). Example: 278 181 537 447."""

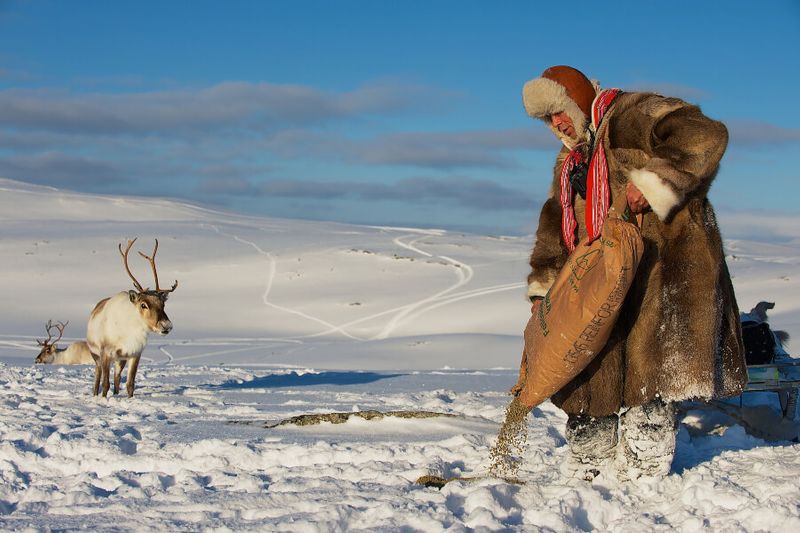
561 413 618 481
616 399 678 481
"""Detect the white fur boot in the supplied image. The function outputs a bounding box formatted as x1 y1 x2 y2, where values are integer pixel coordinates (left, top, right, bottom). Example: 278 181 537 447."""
616 400 678 482
561 414 618 481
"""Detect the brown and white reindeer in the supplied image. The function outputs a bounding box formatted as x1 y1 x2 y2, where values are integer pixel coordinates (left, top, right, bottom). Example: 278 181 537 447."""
34 319 94 365
87 238 178 398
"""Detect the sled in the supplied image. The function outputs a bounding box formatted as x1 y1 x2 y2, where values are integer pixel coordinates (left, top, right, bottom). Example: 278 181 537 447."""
734 301 798 420
742 358 800 420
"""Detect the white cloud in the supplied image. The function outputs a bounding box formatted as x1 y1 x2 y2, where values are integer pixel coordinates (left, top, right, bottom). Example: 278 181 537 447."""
199 175 539 212
0 80 454 134
726 120 800 147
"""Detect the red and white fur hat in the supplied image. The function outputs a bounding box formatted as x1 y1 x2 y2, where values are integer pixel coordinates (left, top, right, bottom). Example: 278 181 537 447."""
522 65 600 149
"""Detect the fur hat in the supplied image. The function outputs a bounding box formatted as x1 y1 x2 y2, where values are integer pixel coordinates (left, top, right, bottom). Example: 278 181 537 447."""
522 65 599 148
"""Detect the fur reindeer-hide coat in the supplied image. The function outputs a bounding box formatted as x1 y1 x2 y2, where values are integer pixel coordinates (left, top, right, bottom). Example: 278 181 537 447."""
527 92 748 417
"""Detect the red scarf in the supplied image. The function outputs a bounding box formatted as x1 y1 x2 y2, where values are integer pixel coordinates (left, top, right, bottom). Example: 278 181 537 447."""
559 88 621 252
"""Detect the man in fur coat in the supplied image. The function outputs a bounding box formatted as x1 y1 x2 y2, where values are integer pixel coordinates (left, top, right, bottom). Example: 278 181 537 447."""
520 65 747 481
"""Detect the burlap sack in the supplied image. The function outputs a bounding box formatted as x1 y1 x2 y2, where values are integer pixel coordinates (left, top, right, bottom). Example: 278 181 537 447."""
515 215 644 408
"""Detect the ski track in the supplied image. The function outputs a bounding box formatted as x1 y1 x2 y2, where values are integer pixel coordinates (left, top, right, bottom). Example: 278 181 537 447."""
393 235 433 257
204 224 365 342
0 340 38 352
204 225 513 344
171 342 296 363
308 281 525 338
5 227 518 365
371 236 474 340
309 233 478 340
158 345 174 364
399 282 526 325
8 336 313 367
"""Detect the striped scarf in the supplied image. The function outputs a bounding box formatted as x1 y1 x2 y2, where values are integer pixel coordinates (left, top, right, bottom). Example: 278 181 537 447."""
559 88 621 252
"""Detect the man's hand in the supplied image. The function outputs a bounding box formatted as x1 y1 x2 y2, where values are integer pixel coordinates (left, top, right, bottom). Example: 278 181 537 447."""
626 181 650 214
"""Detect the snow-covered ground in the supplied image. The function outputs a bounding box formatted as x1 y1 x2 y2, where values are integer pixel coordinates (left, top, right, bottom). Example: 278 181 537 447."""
1 177 799 531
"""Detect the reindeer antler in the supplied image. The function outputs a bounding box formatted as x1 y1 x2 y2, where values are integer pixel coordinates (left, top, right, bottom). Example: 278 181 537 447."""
137 239 178 294
36 320 52 346
119 238 146 292
38 319 67 346
52 320 67 344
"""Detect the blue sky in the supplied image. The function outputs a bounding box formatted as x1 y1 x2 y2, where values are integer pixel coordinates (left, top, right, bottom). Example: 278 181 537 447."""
1 0 798 235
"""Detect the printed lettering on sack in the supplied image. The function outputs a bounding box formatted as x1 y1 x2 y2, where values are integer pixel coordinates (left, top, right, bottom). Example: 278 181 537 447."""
537 297 550 337
537 294 554 337
567 248 603 293
598 236 616 248
560 264 632 366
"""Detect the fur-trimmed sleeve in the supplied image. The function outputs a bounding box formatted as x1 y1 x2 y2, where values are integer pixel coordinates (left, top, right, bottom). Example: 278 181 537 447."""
527 195 567 300
628 105 728 221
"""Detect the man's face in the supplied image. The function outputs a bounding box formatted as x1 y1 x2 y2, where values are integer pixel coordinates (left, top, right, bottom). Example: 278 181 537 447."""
550 111 577 139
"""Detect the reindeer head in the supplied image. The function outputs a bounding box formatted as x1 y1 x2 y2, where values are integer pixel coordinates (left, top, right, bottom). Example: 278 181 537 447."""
35 320 67 363
119 238 178 336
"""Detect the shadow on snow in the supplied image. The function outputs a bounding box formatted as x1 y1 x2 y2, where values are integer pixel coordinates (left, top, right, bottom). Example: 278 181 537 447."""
673 397 799 474
212 370 404 389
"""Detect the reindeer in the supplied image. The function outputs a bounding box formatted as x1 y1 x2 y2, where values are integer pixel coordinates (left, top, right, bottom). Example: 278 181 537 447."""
87 238 178 398
34 320 94 365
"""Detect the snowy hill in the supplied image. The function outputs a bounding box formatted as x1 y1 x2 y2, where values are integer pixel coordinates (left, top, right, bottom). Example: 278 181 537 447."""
2 177 796 368
0 177 534 369
1 177 799 531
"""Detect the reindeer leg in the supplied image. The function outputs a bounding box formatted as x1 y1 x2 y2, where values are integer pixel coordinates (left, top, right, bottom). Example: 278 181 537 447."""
126 356 140 398
93 356 102 396
113 359 127 395
101 354 111 398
